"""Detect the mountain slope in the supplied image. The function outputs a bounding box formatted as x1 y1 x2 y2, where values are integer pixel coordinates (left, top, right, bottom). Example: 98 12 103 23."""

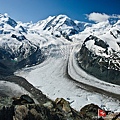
0 14 45 76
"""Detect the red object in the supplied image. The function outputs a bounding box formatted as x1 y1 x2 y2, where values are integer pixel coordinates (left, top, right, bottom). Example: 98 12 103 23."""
98 109 106 117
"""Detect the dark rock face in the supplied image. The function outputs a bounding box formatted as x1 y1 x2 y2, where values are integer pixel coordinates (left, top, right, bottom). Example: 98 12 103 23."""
84 35 109 49
11 34 26 41
76 35 120 85
15 46 45 70
0 46 45 77
0 48 16 76
12 95 35 105
6 17 17 28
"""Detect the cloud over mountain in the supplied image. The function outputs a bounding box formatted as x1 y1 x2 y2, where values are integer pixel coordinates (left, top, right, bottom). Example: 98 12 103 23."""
86 12 120 23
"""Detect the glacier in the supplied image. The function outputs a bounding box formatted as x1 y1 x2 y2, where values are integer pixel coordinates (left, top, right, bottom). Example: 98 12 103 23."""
0 13 120 112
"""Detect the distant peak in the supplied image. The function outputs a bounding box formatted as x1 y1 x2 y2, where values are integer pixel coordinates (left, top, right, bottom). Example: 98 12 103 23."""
45 15 56 21
0 13 9 18
45 14 70 21
0 13 17 28
4 13 9 18
56 14 70 20
57 14 69 18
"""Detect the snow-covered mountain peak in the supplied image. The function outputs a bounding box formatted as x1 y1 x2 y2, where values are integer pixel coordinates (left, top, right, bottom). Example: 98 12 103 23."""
56 14 69 19
0 13 27 35
29 14 88 40
0 13 9 19
53 14 72 24
34 14 74 30
43 14 70 23
0 13 17 28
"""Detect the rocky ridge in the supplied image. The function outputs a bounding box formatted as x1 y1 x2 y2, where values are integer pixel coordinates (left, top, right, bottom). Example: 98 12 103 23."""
76 35 120 85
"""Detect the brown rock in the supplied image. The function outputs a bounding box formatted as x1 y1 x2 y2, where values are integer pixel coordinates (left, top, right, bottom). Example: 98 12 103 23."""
13 105 28 120
55 98 71 113
104 112 120 120
80 103 100 119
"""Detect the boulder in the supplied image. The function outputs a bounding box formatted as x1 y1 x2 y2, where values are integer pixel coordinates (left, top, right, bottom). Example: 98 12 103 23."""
12 94 35 105
80 103 100 119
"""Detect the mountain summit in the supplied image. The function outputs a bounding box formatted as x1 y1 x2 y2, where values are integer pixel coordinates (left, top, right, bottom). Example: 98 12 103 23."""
28 14 91 39
0 13 17 28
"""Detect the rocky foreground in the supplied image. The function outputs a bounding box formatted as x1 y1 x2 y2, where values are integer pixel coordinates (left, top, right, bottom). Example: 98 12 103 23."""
0 95 120 120
0 75 119 120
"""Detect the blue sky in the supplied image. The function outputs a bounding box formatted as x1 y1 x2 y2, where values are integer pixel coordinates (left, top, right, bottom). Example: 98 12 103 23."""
0 0 120 23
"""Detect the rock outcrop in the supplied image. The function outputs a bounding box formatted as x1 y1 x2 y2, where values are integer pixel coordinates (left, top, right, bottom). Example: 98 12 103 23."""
76 35 120 85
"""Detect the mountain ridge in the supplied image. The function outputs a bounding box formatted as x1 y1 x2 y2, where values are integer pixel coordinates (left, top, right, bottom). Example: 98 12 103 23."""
0 13 120 81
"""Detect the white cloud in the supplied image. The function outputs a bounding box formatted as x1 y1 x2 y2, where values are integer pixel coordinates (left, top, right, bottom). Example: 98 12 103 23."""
86 12 120 23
